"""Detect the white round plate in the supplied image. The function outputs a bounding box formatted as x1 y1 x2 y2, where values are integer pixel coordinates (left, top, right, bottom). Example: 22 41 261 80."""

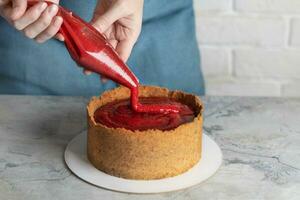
64 131 222 194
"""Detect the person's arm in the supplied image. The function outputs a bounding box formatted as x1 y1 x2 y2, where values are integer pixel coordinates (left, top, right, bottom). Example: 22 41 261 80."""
0 0 62 43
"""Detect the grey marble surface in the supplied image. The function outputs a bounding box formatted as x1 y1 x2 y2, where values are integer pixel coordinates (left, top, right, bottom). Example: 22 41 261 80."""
0 95 299 200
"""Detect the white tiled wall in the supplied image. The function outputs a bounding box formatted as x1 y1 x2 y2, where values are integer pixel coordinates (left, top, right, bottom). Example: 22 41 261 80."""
194 0 300 97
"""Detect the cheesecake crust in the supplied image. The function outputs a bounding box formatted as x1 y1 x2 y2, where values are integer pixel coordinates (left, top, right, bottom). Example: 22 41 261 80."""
87 85 203 180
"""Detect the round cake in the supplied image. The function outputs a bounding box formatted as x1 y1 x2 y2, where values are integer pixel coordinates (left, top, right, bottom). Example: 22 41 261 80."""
87 85 203 180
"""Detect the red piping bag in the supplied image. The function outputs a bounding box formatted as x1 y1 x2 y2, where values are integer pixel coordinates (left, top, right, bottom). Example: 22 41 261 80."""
28 1 139 89
27 1 180 113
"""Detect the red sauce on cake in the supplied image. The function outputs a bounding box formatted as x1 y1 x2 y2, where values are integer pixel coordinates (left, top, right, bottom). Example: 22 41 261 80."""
94 97 195 131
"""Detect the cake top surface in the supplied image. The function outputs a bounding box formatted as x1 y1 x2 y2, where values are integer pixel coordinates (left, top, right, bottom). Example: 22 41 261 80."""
93 97 196 131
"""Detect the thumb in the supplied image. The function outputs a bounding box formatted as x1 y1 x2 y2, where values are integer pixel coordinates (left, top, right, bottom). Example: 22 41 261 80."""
91 3 127 32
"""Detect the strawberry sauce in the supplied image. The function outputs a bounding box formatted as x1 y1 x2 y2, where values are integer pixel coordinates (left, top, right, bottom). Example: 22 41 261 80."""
94 97 195 131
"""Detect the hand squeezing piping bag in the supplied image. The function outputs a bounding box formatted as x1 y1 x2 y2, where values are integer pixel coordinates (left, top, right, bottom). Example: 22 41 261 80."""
28 1 180 113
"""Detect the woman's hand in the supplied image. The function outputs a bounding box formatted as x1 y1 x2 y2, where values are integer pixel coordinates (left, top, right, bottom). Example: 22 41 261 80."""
85 0 143 77
0 0 63 43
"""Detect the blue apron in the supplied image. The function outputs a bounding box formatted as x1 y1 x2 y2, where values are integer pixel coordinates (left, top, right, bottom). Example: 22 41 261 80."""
0 0 204 96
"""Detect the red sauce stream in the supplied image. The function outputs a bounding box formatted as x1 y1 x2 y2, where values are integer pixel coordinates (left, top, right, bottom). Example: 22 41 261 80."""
94 97 195 131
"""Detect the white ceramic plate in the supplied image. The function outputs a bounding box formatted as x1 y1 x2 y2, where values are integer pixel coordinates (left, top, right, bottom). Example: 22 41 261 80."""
64 131 222 194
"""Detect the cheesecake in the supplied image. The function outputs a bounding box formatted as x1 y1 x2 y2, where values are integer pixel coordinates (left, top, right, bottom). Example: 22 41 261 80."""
87 85 203 180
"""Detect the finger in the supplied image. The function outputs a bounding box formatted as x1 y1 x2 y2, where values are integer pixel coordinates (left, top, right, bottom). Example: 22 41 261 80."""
83 69 92 75
10 0 27 20
47 0 59 3
13 2 47 30
55 33 64 41
35 16 63 43
115 39 136 62
107 39 118 49
91 2 128 32
23 4 58 39
0 3 12 20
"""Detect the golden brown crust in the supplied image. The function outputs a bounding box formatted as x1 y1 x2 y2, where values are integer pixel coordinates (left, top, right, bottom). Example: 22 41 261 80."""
87 85 203 180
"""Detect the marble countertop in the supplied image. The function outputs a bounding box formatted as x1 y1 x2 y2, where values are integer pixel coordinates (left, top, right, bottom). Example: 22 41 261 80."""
0 95 299 200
